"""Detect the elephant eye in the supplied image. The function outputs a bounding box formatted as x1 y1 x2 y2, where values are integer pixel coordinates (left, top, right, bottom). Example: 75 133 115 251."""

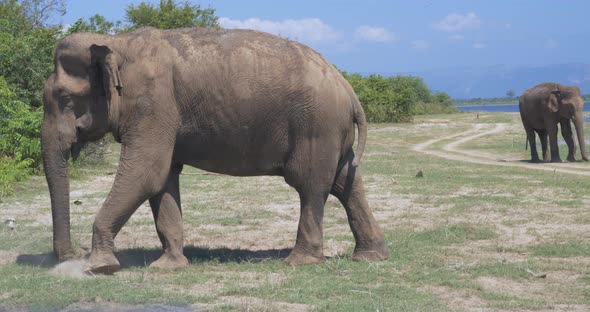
58 93 74 110
58 92 71 103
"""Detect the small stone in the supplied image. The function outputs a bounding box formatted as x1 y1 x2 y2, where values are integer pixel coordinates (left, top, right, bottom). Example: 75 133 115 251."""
74 200 82 205
415 170 424 178
5 218 15 230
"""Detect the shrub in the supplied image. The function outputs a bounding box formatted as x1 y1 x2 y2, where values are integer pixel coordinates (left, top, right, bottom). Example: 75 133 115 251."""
0 77 42 195
340 70 456 122
0 154 33 197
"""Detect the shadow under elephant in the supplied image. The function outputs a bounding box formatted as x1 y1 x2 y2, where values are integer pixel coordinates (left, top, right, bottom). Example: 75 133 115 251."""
16 246 293 269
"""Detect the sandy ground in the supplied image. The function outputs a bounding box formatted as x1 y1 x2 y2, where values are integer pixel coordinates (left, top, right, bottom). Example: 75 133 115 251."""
415 123 590 176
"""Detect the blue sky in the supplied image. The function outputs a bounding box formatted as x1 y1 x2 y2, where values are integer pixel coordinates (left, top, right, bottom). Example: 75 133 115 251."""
60 0 590 74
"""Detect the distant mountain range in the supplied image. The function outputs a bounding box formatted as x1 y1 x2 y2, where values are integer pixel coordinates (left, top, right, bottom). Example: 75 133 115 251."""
380 63 590 99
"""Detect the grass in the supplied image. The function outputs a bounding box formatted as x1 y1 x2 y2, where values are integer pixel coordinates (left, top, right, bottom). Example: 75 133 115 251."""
0 112 589 311
529 241 590 258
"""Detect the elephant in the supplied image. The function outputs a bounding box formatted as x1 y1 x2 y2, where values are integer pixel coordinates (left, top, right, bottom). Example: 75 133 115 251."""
519 82 588 163
41 27 388 273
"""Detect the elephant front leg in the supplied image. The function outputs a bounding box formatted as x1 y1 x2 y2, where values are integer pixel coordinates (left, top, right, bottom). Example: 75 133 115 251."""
526 128 541 162
148 164 189 269
560 119 576 162
89 143 174 274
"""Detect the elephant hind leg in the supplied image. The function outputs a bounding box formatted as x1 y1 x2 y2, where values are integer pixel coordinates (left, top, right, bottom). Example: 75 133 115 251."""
148 164 189 270
526 127 540 163
330 151 388 262
282 141 340 265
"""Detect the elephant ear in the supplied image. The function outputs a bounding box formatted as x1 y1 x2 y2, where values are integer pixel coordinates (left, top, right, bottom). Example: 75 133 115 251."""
548 87 562 113
90 44 123 100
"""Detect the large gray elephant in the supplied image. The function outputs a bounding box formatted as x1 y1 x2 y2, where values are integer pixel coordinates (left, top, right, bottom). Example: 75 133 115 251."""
41 27 388 273
519 83 588 163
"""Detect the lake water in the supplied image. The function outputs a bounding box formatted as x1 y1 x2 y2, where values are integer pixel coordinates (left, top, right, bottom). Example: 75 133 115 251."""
457 102 590 122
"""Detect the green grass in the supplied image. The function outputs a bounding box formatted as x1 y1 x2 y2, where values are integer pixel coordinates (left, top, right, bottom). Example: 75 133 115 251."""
530 241 590 258
1 112 590 310
0 265 192 310
481 291 547 310
468 260 538 279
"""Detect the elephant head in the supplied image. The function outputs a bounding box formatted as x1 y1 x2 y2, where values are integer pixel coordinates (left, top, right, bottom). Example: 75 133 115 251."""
548 84 588 161
41 35 123 260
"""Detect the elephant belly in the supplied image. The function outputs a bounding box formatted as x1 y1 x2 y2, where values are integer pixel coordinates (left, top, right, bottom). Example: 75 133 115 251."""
173 133 287 177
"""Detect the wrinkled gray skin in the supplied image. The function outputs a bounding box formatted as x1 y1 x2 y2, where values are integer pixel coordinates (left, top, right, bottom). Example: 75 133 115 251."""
519 82 588 163
41 27 388 273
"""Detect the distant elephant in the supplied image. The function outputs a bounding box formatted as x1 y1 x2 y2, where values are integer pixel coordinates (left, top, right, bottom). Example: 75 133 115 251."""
41 27 388 273
519 83 588 163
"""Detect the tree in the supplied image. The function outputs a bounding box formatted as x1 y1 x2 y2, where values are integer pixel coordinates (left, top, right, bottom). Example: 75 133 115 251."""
506 89 515 98
125 0 219 31
431 92 453 107
0 0 61 106
66 14 122 35
20 0 66 28
339 70 457 122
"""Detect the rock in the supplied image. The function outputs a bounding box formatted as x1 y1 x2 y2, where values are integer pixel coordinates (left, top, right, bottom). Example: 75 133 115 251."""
415 170 424 178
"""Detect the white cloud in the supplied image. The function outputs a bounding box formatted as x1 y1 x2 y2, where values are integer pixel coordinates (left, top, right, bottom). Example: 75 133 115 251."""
433 13 481 32
219 17 340 42
61 23 71 34
473 43 486 49
544 38 558 49
354 26 397 43
411 40 430 50
449 34 464 41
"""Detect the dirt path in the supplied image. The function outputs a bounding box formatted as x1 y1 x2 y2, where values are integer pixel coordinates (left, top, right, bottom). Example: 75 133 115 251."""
414 123 590 176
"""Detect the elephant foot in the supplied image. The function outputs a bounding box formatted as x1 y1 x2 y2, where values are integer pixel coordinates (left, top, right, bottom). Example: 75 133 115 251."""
567 156 576 162
583 156 589 161
530 158 542 163
87 251 120 274
149 253 189 270
352 242 389 262
550 158 562 163
284 249 325 266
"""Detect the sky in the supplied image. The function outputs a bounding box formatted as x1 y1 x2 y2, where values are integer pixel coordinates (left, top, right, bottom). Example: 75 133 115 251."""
59 0 590 75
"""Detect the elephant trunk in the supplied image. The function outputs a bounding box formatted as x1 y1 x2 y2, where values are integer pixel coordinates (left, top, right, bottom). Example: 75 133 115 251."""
573 111 588 161
41 119 74 261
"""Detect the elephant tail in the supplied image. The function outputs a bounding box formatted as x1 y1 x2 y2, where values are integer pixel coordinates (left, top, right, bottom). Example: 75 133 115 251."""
352 99 367 167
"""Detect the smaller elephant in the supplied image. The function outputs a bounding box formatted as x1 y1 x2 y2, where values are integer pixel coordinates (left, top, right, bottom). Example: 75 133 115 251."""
519 83 588 163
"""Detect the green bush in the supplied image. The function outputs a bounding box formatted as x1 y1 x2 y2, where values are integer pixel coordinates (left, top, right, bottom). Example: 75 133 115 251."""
340 71 456 122
0 154 33 197
414 92 458 115
0 77 42 195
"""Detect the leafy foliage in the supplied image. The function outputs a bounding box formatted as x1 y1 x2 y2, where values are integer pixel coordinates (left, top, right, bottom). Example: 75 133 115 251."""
341 71 457 122
20 0 66 28
66 1 220 37
0 77 42 195
66 14 122 35
0 0 61 106
414 92 457 115
125 0 219 31
454 97 518 106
